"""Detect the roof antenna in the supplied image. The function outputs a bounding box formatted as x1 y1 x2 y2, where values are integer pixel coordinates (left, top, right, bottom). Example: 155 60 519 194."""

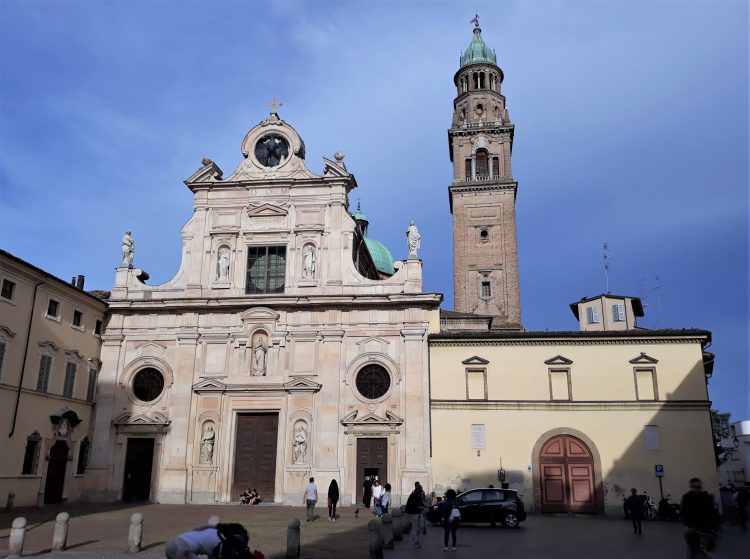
603 242 614 293
655 275 665 328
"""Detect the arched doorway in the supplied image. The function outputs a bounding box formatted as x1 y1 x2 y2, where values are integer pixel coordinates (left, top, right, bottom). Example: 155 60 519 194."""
539 434 596 513
44 440 69 504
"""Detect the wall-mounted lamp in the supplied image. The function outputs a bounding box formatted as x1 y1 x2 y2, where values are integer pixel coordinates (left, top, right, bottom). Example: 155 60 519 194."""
497 468 506 482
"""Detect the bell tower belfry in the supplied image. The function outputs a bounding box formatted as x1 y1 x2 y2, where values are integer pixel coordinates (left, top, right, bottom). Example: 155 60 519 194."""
448 18 522 329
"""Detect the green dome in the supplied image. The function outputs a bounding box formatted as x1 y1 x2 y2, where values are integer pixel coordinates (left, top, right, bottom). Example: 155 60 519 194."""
460 26 497 68
364 238 395 275
354 209 368 222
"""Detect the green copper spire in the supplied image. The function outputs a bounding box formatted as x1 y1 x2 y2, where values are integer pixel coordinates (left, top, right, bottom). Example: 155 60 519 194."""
460 15 497 68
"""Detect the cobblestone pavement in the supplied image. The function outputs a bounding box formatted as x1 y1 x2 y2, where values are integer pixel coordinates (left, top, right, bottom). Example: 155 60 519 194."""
2 503 748 558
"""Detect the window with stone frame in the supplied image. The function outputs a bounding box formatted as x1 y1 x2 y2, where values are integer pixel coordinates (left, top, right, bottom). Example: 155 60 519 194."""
46 298 60 319
37 354 52 392
63 361 77 398
492 156 500 177
72 309 83 328
634 368 658 400
466 369 487 400
465 158 472 180
86 367 97 402
21 431 42 475
1 279 16 300
94 319 102 336
549 368 571 401
475 149 489 177
246 245 286 295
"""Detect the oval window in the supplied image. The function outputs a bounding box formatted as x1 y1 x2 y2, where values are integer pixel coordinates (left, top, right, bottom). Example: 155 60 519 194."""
132 367 165 402
355 364 391 400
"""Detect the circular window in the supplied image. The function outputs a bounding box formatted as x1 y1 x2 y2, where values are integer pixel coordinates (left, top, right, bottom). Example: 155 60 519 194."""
254 134 290 167
132 368 165 402
355 364 391 400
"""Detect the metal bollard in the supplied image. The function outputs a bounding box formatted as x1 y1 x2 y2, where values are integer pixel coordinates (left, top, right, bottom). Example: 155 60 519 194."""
381 513 394 549
391 508 403 541
127 512 143 553
368 519 383 559
286 518 300 558
6 491 15 511
52 512 70 552
208 514 220 527
8 517 27 557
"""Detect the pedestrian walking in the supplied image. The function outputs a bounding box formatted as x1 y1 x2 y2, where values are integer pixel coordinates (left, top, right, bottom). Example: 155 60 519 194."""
362 475 373 509
371 479 383 510
441 489 461 552
405 482 426 548
304 477 318 522
375 483 392 517
625 488 643 535
328 479 339 522
680 477 719 559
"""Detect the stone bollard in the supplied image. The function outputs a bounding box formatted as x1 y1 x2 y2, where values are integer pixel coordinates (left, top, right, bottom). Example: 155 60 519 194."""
391 509 403 541
127 512 143 553
8 517 27 557
286 518 300 558
381 513 394 549
6 491 15 511
368 519 383 559
208 515 220 527
52 512 70 552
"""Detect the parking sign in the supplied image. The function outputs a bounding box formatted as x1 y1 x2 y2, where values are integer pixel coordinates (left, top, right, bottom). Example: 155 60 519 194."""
655 464 665 477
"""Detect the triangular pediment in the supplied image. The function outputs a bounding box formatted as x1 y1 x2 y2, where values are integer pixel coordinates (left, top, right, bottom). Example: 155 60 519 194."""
247 203 288 217
629 352 659 364
193 379 228 392
544 355 574 365
322 157 350 178
462 356 489 365
184 158 224 185
283 377 322 393
113 412 170 426
137 342 167 358
340 410 403 426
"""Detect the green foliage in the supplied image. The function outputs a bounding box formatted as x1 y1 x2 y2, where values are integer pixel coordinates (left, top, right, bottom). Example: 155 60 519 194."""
711 408 732 466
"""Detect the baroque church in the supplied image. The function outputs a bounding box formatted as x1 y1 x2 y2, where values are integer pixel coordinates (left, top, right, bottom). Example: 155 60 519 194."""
0 21 715 514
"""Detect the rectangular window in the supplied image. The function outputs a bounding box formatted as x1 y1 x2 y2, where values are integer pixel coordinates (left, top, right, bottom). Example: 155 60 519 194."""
46 299 60 318
549 369 571 400
37 355 52 392
634 368 657 400
246 246 286 295
63 362 77 398
465 159 472 180
72 310 83 328
1 279 15 300
86 368 97 402
492 157 500 177
586 306 599 324
466 369 486 400
471 424 485 449
21 439 39 475
612 303 625 322
0 341 5 378
481 281 491 299
644 425 660 450
94 319 102 336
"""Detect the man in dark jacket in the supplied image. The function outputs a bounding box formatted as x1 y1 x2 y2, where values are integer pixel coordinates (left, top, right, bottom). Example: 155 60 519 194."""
625 488 643 534
405 483 426 548
680 477 718 558
362 476 372 508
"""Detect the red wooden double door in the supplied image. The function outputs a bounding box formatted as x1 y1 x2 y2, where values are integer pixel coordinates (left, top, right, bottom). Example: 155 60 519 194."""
540 435 596 513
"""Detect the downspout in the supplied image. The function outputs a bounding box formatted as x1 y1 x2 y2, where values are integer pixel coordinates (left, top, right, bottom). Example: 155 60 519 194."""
9 280 45 437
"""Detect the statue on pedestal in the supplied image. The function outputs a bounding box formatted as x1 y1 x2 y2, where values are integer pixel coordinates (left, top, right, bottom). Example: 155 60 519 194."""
252 338 267 376
406 221 421 258
121 231 135 267
293 421 307 464
200 425 215 464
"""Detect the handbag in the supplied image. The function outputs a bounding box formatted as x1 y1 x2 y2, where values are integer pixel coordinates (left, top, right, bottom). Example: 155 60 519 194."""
449 507 461 520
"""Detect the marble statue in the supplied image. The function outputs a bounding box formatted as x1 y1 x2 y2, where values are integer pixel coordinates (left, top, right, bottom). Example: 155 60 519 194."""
218 249 230 280
252 338 267 376
302 246 316 279
200 425 215 464
406 221 421 258
293 421 307 464
121 231 135 267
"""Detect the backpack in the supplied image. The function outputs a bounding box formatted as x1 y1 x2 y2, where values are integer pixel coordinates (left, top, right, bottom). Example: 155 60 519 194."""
215 524 252 559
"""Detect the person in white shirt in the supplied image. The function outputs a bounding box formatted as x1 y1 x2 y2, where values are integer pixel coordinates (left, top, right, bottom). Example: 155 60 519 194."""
371 479 383 512
304 477 318 522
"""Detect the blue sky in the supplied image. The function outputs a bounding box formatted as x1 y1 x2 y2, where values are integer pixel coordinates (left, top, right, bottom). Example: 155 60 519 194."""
1 0 747 418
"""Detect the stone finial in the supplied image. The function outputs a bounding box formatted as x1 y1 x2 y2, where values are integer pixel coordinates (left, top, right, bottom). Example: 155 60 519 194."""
201 157 213 167
334 151 345 162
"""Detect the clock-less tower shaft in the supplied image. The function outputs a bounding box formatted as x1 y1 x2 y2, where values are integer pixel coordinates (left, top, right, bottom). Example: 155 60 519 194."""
448 20 522 329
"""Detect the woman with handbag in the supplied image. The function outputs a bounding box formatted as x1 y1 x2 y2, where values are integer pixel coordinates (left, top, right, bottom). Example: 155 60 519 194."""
327 479 339 522
441 489 461 551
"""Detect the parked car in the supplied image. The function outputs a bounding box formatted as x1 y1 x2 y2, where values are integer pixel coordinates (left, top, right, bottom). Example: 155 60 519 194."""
426 488 527 528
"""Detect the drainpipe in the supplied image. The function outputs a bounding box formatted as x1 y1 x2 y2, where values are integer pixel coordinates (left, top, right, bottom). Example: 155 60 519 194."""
9 280 45 437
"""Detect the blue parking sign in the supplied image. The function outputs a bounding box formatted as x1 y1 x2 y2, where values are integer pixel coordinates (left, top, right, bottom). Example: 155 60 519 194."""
655 464 665 477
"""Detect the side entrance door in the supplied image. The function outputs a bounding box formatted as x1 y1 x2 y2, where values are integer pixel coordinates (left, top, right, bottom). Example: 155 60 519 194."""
232 414 278 501
356 438 388 504
44 440 69 504
122 438 154 501
540 435 596 513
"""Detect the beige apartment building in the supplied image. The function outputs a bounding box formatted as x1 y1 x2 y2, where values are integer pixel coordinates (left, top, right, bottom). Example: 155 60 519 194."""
0 249 107 507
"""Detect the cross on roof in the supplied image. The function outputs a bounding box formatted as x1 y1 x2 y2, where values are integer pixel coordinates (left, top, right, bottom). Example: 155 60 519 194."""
267 97 283 113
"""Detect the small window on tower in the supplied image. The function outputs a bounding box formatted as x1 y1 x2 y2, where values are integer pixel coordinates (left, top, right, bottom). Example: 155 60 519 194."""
475 149 489 177
492 157 500 177
481 281 491 299
465 159 472 180
480 229 489 242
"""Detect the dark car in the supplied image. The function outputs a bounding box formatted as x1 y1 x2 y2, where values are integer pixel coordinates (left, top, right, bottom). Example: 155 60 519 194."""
426 488 527 528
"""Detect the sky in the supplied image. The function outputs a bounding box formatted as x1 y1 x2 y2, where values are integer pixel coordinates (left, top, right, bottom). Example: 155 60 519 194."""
1 0 747 419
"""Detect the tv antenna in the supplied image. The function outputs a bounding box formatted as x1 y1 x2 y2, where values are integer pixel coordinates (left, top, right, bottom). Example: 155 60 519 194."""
655 275 665 328
603 242 614 293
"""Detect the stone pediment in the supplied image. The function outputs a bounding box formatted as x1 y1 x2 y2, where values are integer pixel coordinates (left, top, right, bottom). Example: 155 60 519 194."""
544 355 574 365
357 336 390 355
283 377 322 393
247 202 288 217
462 356 489 365
64 349 85 361
240 307 280 322
629 352 659 364
39 340 60 352
322 157 350 178
193 379 228 393
340 409 403 426
114 411 170 426
0 325 17 338
137 342 167 359
184 158 224 185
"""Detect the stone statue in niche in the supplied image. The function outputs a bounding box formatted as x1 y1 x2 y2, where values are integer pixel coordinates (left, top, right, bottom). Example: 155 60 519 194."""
217 248 230 281
406 221 421 258
302 245 316 279
121 231 135 267
252 338 267 376
293 420 307 464
200 424 215 464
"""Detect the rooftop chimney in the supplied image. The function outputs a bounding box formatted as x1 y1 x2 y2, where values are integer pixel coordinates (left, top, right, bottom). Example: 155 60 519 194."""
76 275 85 289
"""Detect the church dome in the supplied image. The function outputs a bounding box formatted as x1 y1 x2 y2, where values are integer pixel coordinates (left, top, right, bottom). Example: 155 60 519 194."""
460 23 497 68
364 238 395 275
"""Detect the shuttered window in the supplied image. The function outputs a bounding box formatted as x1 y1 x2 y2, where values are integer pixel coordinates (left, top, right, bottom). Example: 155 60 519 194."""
612 304 625 322
586 306 599 324
63 362 77 398
37 355 52 392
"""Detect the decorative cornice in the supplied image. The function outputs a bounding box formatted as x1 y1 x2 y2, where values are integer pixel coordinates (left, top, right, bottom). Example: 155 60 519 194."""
430 337 707 347
431 399 710 411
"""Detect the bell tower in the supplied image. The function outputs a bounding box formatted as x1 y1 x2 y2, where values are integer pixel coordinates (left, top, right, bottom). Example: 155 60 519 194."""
448 18 522 329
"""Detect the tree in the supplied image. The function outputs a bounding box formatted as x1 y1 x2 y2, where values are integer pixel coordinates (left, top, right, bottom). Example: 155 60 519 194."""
711 408 732 466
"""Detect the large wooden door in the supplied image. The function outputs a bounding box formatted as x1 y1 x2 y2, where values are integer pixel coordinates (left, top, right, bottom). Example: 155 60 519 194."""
232 414 278 501
356 438 388 503
540 435 596 513
44 441 68 504
122 438 154 501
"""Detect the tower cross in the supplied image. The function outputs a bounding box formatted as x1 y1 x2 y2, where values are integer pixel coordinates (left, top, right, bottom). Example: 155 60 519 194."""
470 14 480 28
267 97 283 113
